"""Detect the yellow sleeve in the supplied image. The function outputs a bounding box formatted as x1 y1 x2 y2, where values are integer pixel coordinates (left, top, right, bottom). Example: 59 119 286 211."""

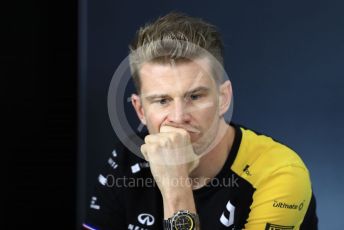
244 165 312 230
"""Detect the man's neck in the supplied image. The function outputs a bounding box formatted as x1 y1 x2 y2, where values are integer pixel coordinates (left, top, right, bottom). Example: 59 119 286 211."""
189 121 235 190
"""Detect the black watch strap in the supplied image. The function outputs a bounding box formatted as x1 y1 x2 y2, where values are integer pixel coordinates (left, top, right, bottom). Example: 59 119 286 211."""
163 219 172 230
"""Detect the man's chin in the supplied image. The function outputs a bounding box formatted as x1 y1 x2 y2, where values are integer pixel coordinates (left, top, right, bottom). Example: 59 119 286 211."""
191 141 211 156
191 133 219 156
189 132 203 143
192 143 209 156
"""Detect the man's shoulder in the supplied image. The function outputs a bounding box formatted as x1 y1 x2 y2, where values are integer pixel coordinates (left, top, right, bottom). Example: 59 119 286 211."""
231 124 309 187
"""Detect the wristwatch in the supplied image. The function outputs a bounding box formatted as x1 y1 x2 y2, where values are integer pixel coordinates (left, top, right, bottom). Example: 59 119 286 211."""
163 210 200 230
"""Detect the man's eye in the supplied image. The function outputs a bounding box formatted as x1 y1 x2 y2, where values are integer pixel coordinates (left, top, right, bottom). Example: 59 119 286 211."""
190 94 202 100
154 98 168 105
160 98 167 104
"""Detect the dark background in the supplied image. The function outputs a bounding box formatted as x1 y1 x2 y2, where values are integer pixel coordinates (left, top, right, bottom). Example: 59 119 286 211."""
79 0 344 229
6 0 343 229
6 0 77 229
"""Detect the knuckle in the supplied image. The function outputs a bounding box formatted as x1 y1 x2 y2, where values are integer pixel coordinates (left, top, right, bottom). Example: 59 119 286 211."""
150 144 159 153
179 129 188 136
160 136 169 146
144 135 152 143
170 133 178 142
140 144 146 152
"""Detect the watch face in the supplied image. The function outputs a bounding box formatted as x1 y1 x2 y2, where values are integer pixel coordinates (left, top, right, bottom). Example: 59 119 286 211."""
173 214 194 230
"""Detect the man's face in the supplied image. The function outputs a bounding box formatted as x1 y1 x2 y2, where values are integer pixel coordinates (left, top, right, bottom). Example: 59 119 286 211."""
132 57 230 154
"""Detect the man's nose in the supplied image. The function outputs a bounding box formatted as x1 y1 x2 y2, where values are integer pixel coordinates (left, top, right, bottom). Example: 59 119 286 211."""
167 99 191 123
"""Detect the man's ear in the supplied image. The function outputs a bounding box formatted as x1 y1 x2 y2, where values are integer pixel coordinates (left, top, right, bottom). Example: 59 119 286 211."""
218 80 232 116
131 94 146 125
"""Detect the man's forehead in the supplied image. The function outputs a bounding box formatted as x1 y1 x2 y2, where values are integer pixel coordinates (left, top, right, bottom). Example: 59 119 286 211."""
139 57 212 75
139 57 215 94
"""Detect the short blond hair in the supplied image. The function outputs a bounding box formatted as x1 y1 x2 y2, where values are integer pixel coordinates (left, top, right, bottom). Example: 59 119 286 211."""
129 12 225 93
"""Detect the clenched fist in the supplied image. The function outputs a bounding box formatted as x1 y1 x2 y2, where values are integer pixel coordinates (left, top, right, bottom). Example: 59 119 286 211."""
141 125 200 196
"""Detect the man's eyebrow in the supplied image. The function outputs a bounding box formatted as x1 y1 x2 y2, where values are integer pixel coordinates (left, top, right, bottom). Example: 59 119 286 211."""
144 94 170 101
143 86 210 101
185 86 210 95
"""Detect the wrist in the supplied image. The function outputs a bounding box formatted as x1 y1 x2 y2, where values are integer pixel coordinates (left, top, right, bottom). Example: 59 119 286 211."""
163 188 196 218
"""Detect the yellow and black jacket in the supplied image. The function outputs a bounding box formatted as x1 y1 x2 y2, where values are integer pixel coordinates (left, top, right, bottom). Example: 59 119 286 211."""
83 123 317 230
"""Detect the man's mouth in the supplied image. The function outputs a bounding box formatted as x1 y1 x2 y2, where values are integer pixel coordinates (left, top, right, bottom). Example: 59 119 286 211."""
165 124 201 134
185 127 201 134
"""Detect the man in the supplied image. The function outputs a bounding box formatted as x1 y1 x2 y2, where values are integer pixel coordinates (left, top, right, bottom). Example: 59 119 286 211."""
83 12 317 230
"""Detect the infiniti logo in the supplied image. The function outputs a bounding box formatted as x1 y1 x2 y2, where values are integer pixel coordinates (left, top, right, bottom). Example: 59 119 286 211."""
138 213 155 226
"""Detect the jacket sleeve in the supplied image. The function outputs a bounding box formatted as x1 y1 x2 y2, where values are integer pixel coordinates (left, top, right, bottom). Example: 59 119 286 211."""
244 165 313 230
82 150 126 230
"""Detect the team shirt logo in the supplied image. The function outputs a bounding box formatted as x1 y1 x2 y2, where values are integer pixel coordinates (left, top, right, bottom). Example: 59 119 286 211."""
137 213 155 226
220 200 236 227
265 223 294 230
